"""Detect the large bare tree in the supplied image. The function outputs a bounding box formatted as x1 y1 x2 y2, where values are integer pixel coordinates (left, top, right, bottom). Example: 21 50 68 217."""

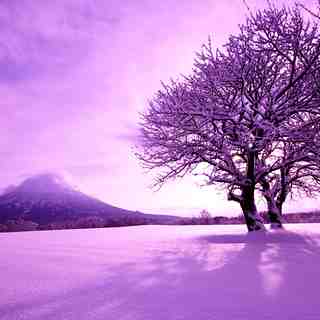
136 5 320 232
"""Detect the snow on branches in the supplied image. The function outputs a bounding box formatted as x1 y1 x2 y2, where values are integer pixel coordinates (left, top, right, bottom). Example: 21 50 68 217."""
136 5 320 231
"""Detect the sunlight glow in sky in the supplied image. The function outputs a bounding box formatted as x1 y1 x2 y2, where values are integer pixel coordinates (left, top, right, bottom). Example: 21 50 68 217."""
1 0 319 216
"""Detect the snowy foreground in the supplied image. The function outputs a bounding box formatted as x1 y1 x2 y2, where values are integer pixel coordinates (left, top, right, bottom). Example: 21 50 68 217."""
1 224 320 320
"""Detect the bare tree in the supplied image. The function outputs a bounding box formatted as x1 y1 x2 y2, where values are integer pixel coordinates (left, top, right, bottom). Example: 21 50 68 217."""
299 1 320 20
136 5 320 232
199 209 212 224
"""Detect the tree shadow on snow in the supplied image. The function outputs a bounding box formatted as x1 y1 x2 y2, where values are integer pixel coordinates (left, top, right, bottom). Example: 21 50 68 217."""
3 228 320 320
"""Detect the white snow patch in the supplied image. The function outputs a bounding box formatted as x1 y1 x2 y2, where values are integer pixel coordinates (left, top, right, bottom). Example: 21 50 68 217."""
1 224 320 320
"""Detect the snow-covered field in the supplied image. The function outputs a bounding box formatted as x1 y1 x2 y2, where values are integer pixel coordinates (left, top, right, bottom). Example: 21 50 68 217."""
1 224 320 320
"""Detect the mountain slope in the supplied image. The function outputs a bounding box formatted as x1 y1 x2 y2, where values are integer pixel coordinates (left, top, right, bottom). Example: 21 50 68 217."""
0 173 180 228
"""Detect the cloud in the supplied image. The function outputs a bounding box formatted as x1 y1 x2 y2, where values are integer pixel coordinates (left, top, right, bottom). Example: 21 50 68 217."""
0 0 255 208
64 163 113 177
0 1 96 83
1 0 317 213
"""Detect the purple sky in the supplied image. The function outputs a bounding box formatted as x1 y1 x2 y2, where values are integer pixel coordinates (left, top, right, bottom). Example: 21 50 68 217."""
1 0 319 216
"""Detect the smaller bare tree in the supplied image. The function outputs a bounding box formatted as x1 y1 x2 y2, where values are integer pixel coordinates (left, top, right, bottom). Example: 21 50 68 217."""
199 209 211 224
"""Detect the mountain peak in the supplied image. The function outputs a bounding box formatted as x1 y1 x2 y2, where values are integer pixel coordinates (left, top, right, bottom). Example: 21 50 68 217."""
17 173 74 193
0 173 181 228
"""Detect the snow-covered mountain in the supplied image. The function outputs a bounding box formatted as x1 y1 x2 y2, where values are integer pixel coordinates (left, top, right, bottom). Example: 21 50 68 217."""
0 173 180 227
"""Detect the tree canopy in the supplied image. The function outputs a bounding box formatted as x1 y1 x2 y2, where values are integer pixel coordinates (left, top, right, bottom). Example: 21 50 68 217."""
136 4 320 231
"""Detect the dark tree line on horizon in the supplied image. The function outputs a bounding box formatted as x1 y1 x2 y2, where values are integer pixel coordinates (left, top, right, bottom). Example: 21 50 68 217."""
2 210 320 232
0 215 158 232
136 3 320 232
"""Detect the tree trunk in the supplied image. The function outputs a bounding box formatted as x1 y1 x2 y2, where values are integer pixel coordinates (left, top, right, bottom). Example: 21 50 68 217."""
268 166 288 229
266 198 283 229
260 176 284 229
228 149 266 232
275 167 289 215
241 149 265 232
240 195 265 231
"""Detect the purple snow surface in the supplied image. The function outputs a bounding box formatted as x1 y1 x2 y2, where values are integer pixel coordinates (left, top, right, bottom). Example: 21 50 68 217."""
1 224 320 320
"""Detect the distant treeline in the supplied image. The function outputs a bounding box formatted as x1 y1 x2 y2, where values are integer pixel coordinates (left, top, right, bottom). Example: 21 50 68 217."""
1 211 320 232
0 215 159 232
180 210 320 225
